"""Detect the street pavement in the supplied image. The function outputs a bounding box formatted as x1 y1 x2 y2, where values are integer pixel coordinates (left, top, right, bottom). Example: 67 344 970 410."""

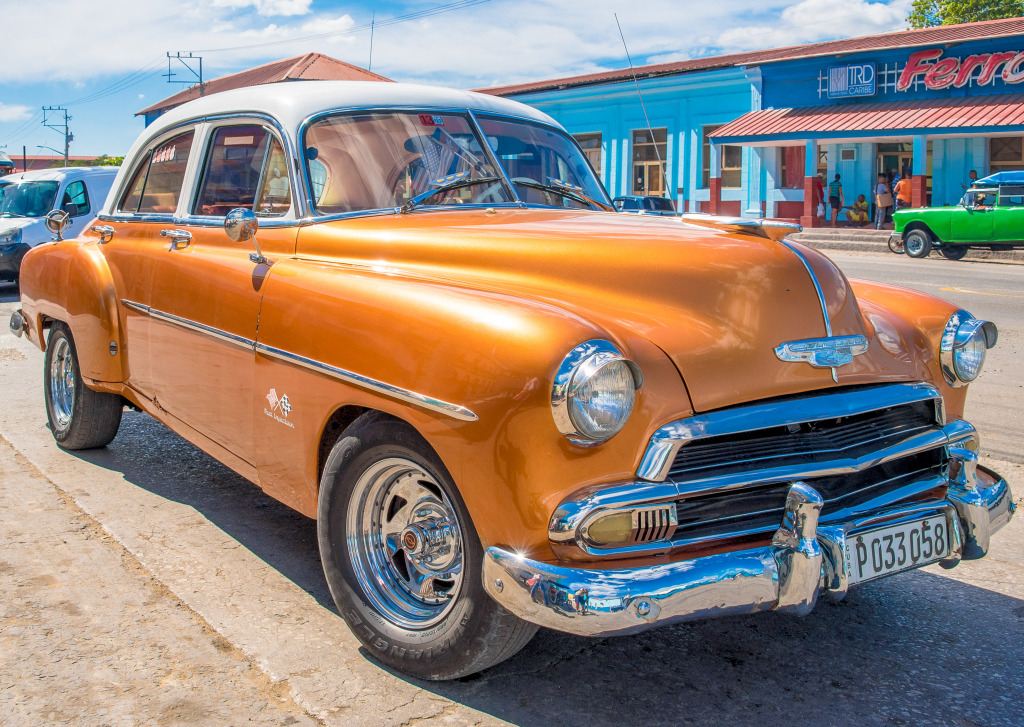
0 250 1022 727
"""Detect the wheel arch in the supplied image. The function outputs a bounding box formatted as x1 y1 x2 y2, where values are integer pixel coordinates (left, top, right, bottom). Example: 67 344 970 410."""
903 221 940 242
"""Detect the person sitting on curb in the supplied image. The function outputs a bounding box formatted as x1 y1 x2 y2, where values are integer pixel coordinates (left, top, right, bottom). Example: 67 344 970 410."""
844 195 871 227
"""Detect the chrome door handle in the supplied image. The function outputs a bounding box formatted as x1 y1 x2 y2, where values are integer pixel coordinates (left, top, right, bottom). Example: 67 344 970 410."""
90 225 115 243
160 228 192 250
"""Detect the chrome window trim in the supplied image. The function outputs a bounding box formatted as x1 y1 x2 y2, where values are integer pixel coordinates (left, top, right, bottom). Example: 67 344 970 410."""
118 300 478 422
255 343 478 422
296 105 604 220
637 382 944 482
106 112 305 221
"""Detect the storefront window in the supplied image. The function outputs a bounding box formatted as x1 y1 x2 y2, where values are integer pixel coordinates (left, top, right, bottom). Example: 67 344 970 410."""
632 128 667 195
780 146 805 189
991 137 1024 173
573 132 602 177
701 125 741 188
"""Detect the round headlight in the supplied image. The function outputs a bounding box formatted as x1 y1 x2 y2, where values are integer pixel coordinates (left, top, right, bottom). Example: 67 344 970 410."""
0 227 22 246
940 311 998 387
552 340 642 445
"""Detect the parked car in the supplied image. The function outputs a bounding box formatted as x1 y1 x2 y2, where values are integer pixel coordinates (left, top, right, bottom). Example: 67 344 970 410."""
9 82 1014 680
613 194 677 215
0 167 119 284
890 170 1024 259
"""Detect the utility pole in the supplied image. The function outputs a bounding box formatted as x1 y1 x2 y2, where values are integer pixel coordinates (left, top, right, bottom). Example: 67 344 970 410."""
165 52 205 97
42 106 72 167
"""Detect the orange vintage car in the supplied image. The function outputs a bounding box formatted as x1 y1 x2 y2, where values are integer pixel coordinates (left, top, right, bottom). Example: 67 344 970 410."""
9 81 1015 680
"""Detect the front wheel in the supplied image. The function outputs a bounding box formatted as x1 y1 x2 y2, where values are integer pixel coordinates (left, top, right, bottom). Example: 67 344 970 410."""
44 323 123 450
904 229 933 258
317 413 537 680
888 235 905 254
940 245 969 261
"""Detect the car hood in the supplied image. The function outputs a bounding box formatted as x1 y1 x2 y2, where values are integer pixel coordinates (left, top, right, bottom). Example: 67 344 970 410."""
0 217 39 234
299 208 922 412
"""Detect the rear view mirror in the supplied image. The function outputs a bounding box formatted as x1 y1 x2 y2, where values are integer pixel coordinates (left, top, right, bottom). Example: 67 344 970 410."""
63 202 79 217
44 209 70 241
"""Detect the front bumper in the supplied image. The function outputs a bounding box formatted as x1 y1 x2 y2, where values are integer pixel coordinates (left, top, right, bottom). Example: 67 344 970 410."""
483 460 1014 637
0 242 30 280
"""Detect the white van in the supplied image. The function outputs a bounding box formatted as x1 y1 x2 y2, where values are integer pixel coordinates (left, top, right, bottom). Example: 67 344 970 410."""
0 166 119 284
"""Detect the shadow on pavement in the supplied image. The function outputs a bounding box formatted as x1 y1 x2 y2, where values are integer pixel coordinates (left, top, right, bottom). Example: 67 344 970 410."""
0 281 19 304
69 410 1022 727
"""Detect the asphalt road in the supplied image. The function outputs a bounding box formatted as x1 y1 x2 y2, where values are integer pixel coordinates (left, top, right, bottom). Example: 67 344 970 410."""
0 252 1022 727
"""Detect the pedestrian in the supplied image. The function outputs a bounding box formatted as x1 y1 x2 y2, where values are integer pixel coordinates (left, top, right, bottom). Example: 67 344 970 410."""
894 172 912 210
814 173 825 218
828 173 843 227
961 169 978 191
874 173 892 229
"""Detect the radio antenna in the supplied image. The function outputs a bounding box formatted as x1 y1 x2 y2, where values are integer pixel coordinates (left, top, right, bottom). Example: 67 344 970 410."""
615 13 667 198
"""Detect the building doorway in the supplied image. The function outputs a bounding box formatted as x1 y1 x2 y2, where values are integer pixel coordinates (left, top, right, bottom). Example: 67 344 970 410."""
632 128 667 196
876 142 913 181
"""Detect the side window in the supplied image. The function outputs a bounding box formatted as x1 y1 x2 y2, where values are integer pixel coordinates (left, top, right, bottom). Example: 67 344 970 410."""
61 180 90 217
118 131 195 214
998 185 1024 207
195 125 290 218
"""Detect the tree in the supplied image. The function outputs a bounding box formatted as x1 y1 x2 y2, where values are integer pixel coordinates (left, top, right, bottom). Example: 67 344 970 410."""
908 0 1024 28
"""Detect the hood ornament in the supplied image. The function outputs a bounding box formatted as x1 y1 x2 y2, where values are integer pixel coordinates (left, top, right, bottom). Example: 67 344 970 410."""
775 335 869 382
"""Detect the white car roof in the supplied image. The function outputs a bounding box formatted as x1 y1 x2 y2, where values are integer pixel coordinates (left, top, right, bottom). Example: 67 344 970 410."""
1 167 119 184
143 81 558 142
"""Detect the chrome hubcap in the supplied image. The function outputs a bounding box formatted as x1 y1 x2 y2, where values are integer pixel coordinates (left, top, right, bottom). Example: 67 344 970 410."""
49 337 74 430
346 458 464 629
906 234 925 254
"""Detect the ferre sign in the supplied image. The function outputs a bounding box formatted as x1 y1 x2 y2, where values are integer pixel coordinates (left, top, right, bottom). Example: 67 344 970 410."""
898 48 1024 91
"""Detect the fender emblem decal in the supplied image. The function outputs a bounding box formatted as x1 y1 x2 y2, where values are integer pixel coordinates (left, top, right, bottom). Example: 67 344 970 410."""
775 335 869 382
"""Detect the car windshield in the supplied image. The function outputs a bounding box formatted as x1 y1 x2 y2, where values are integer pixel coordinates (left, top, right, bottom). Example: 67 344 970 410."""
645 197 675 212
0 180 59 217
303 111 608 214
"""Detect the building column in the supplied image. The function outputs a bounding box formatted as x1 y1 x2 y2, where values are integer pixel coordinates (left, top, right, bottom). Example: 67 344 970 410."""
763 146 779 219
744 146 763 218
709 142 722 215
912 135 928 208
800 139 819 228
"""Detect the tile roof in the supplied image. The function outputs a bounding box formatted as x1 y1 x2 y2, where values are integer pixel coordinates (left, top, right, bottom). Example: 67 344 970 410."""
709 93 1024 141
136 53 392 116
476 17 1024 97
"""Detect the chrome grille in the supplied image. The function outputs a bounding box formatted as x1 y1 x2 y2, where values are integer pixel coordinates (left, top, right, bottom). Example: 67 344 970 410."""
668 400 937 482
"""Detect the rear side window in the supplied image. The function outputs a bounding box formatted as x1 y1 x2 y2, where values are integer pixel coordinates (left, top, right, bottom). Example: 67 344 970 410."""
998 185 1024 206
62 180 90 217
118 131 195 214
622 198 640 210
194 125 291 217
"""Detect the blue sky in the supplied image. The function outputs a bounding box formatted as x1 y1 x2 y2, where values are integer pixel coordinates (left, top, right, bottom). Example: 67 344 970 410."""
0 0 911 158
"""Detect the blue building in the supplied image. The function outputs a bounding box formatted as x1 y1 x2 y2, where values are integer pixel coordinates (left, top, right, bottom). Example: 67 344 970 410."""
480 17 1024 225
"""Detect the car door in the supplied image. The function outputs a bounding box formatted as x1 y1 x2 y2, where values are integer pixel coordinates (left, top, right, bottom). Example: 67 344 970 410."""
949 189 994 243
147 122 297 465
100 130 198 401
995 185 1024 242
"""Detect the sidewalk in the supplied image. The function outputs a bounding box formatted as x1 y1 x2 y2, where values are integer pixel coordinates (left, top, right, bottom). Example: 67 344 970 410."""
791 227 1024 263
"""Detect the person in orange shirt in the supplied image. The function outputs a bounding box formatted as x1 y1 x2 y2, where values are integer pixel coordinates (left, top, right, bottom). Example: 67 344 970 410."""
894 172 912 210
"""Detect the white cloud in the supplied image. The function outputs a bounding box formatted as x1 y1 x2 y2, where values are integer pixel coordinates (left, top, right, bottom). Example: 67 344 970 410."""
212 0 313 17
0 103 31 122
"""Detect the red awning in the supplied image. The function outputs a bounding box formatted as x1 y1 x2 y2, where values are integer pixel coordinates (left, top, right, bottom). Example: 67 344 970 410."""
710 94 1024 144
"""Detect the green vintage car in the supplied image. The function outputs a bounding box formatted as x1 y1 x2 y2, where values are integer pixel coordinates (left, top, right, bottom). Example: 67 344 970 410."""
891 171 1024 260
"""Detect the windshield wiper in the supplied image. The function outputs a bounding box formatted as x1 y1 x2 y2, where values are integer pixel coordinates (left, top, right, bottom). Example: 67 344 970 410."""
512 177 614 212
400 173 503 213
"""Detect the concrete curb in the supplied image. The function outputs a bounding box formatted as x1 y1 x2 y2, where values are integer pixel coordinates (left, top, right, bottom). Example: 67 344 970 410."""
792 232 1024 263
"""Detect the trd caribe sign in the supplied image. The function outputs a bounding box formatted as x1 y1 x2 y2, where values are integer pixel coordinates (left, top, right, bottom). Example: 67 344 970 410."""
828 63 876 99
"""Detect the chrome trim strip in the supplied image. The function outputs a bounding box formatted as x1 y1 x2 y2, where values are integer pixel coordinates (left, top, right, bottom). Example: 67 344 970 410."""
120 299 150 315
777 238 832 337
636 382 943 482
255 342 478 422
149 309 256 351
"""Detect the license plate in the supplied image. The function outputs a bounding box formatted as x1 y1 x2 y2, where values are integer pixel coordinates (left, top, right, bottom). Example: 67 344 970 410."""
845 515 949 585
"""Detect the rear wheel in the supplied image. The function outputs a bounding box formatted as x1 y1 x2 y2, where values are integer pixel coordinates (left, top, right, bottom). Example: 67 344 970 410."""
43 323 123 449
904 229 933 258
317 413 537 680
940 245 969 261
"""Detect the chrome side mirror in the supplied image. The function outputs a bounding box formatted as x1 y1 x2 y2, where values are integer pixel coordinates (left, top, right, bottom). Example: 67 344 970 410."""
224 208 267 265
45 209 70 241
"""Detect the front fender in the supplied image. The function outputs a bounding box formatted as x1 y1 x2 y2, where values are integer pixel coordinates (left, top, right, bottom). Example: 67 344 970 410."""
252 259 691 555
18 238 124 383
